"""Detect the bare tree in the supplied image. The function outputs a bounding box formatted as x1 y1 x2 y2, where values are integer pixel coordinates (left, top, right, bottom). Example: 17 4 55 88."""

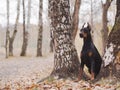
90 0 94 40
9 0 21 56
90 0 93 28
6 0 10 58
49 0 80 78
50 30 54 52
102 0 120 79
37 0 43 56
20 0 29 56
101 0 113 54
27 0 31 30
72 0 81 42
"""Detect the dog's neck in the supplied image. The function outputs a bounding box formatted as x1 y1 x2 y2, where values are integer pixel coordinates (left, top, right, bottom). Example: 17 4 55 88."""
83 34 93 46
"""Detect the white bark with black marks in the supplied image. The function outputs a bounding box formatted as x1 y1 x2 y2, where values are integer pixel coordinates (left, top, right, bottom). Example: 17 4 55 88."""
49 0 80 78
102 0 120 79
103 43 115 66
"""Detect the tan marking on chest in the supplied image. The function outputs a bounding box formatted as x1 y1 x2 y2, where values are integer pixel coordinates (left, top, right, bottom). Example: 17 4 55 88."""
88 51 93 57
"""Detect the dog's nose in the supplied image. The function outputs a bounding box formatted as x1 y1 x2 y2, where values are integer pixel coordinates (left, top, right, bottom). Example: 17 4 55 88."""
79 33 83 38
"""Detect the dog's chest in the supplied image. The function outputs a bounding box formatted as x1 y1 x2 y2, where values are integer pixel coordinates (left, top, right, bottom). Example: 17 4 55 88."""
81 44 94 60
81 49 91 58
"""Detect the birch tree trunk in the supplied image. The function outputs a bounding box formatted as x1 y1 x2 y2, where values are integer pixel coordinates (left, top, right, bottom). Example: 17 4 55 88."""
49 0 81 52
101 0 113 55
103 0 120 79
49 0 80 78
37 0 43 56
9 0 20 56
6 0 10 58
21 0 29 56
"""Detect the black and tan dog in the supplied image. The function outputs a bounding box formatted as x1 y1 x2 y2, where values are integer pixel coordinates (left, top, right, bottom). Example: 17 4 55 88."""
78 23 102 80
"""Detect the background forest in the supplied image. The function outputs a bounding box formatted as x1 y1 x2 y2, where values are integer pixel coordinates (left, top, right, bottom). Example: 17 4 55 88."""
0 0 116 57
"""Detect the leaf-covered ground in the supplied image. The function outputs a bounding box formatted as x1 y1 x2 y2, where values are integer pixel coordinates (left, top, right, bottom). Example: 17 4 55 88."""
0 53 120 90
32 78 120 90
0 53 54 89
3 77 120 90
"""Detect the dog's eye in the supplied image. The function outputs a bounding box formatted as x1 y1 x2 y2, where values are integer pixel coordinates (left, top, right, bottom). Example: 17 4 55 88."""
80 29 83 31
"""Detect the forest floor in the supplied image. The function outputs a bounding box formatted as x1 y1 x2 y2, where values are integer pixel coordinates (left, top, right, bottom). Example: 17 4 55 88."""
0 53 53 90
0 53 120 90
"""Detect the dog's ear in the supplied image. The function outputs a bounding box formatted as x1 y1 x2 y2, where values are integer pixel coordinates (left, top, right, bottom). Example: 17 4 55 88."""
82 23 85 29
87 22 91 31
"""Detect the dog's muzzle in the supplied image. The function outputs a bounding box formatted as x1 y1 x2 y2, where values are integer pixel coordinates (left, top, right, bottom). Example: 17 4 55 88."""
79 33 83 38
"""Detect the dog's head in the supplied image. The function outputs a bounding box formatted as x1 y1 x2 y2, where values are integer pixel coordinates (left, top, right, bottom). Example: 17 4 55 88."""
79 23 91 38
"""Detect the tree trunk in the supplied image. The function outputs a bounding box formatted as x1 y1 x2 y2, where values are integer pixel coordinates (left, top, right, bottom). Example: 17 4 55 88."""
103 0 120 79
21 0 31 56
49 0 81 52
37 0 43 56
101 0 113 55
21 0 28 56
6 0 10 58
72 0 81 42
49 0 80 78
90 0 94 39
6 31 9 58
27 0 31 30
9 30 17 56
26 0 31 41
9 37 14 56
50 30 54 52
50 40 54 52
9 0 20 56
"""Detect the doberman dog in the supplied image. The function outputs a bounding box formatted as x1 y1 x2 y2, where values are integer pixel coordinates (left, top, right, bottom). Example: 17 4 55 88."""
78 23 102 80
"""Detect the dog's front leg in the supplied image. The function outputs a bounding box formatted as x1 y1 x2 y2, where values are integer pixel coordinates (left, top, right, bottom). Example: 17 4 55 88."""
88 52 95 80
91 71 95 80
90 60 95 80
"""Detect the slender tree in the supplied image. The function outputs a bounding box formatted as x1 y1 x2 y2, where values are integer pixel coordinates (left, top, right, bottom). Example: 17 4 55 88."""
72 0 81 42
6 0 10 58
90 0 95 40
37 0 43 56
27 0 31 30
90 0 93 29
9 0 21 56
103 0 120 79
101 0 113 54
26 0 31 47
49 0 80 78
50 30 54 52
21 0 28 56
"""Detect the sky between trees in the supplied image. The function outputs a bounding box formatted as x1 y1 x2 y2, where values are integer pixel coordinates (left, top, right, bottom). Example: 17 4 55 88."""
0 0 116 27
